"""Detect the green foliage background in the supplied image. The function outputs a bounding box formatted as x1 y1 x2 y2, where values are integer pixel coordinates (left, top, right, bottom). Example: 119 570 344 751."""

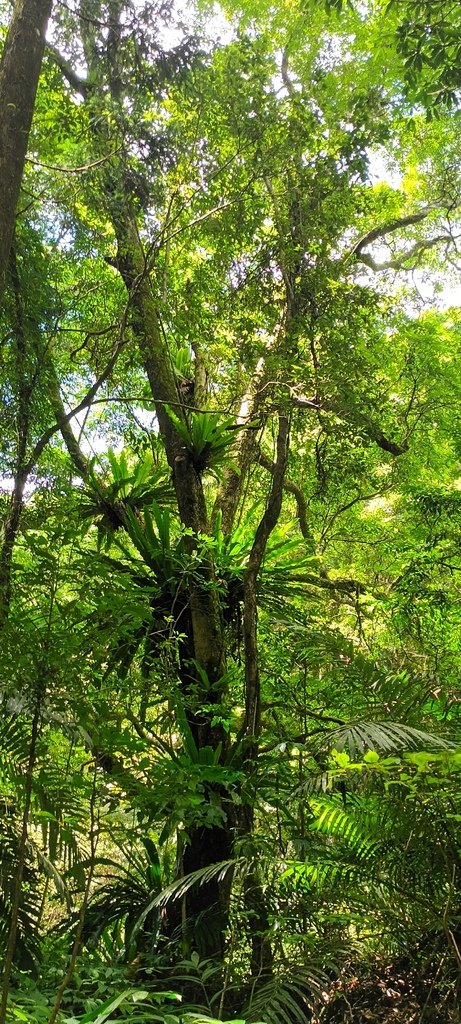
2 0 461 1021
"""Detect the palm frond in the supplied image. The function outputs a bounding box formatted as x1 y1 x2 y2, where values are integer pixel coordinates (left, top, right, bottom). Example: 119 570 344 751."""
0 819 41 971
154 859 239 907
324 720 454 758
244 970 326 1024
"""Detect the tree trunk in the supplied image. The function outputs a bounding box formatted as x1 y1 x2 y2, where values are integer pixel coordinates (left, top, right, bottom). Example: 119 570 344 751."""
0 249 33 625
111 203 233 956
239 414 290 978
0 0 52 304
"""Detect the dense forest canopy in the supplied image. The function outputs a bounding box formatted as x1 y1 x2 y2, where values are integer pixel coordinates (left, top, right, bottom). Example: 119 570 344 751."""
2 0 461 1021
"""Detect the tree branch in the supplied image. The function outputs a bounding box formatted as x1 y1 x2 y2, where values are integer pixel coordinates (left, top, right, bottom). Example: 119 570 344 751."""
213 356 269 533
244 415 290 743
287 572 366 595
292 392 408 456
24 335 126 474
355 234 453 272
351 207 436 255
258 449 311 541
47 43 89 96
26 148 122 175
48 371 91 478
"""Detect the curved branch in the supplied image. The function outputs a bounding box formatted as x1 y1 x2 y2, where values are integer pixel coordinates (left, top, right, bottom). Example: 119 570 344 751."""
47 43 89 96
350 207 436 256
258 450 310 540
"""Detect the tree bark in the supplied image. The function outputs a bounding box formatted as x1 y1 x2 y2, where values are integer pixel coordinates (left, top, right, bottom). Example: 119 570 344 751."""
0 249 32 626
239 414 289 978
0 0 53 304
243 415 290 746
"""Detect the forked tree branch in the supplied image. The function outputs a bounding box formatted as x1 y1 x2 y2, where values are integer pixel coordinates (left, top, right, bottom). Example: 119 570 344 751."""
350 207 436 255
355 234 453 272
350 204 456 272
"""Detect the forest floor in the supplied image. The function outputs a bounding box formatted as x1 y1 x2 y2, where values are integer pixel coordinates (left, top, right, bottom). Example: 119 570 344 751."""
314 960 460 1023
